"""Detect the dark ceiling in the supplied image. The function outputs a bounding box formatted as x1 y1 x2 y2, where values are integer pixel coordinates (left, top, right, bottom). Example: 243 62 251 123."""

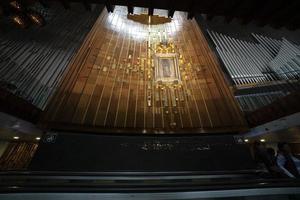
49 0 300 29
2 0 300 29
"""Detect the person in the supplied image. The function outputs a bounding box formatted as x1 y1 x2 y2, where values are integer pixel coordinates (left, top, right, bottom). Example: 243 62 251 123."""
253 141 283 177
276 142 300 178
267 147 276 162
253 141 269 166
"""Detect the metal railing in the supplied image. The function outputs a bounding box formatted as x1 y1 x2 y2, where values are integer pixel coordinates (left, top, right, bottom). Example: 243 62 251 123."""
0 171 300 199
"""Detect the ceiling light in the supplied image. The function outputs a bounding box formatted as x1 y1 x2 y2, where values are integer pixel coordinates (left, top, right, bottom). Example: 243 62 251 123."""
11 15 28 29
27 11 45 26
10 1 23 11
13 136 19 140
36 137 41 140
260 139 266 142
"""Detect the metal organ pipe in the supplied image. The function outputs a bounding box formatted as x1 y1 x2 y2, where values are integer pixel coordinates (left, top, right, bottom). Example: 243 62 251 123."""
271 39 299 80
208 31 300 85
218 32 251 84
252 34 277 56
259 34 279 56
230 37 263 83
0 4 101 109
231 38 272 106
246 42 273 81
223 33 257 84
222 36 251 84
217 47 240 85
263 36 280 52
217 33 247 84
207 30 242 84
207 30 300 112
206 30 238 84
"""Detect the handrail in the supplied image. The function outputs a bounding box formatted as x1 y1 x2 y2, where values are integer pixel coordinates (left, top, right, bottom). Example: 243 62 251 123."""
0 170 261 176
0 170 262 182
0 170 274 182
1 170 300 193
1 187 300 200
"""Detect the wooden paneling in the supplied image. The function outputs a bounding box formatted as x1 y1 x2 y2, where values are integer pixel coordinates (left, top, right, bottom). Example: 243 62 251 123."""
42 7 247 133
0 142 38 170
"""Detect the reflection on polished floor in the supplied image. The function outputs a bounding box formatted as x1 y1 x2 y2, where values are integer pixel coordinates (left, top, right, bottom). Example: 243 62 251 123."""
42 6 246 132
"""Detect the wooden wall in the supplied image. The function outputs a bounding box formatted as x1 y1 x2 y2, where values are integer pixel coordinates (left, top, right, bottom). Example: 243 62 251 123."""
42 7 247 133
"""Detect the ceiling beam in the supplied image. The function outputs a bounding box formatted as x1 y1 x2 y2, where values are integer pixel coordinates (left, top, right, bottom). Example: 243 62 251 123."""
105 0 114 13
187 0 195 20
148 7 153 16
127 5 133 14
168 9 175 18
167 0 175 18
5 0 300 29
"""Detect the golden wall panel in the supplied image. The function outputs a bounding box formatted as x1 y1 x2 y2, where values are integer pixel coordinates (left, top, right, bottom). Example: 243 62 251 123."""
42 7 247 133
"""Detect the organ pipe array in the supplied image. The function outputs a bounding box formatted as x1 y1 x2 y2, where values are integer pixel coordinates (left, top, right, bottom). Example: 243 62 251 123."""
0 3 102 110
207 30 300 111
207 30 300 85
235 91 286 112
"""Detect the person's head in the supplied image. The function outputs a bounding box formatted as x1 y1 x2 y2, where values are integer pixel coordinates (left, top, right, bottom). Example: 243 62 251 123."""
277 142 291 154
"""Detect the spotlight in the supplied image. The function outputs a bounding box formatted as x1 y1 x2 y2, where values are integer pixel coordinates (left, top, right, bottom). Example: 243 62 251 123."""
9 1 23 12
27 11 45 26
11 15 29 28
13 136 19 140
260 139 266 143
36 137 41 140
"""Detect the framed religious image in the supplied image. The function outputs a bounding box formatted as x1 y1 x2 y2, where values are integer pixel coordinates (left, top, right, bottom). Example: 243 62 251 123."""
154 53 181 84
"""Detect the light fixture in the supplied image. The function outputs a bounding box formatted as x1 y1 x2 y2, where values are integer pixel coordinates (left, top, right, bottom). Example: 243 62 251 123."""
13 136 19 140
244 139 249 142
260 139 266 142
10 1 23 11
36 137 41 140
27 11 45 26
11 15 28 29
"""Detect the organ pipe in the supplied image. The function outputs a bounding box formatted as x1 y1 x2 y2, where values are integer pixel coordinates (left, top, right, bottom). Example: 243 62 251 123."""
207 29 300 112
0 3 102 109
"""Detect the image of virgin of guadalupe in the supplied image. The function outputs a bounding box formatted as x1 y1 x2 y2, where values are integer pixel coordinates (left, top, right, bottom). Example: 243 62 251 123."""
161 59 172 78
